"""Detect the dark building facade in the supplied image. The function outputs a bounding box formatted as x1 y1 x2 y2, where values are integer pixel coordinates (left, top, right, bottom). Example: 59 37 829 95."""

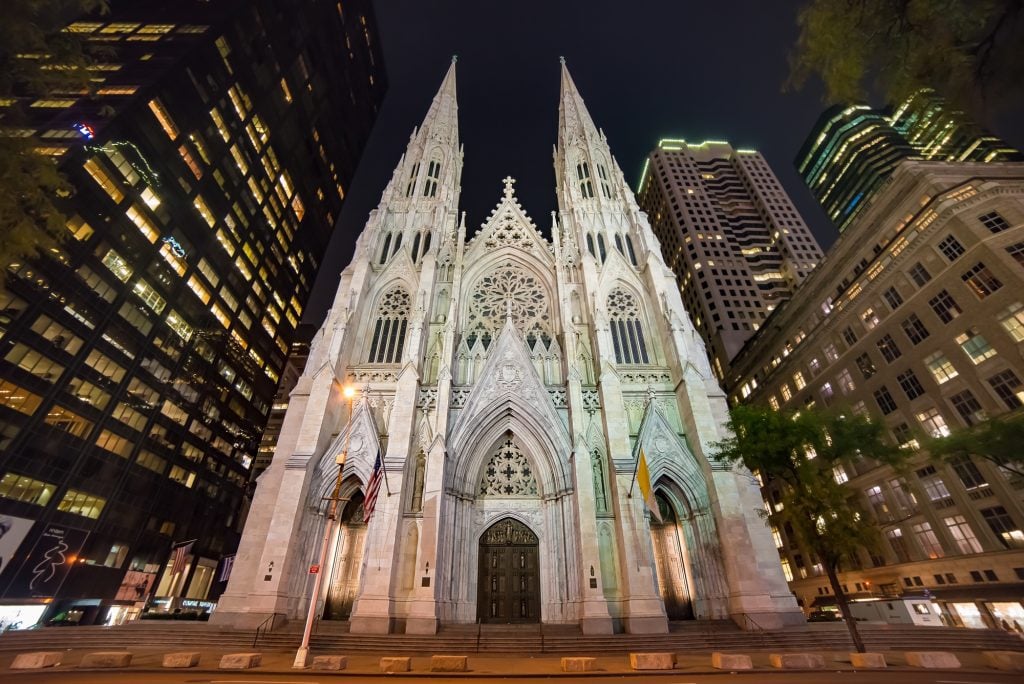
253 324 313 479
0 0 384 628
797 91 1020 234
637 139 823 380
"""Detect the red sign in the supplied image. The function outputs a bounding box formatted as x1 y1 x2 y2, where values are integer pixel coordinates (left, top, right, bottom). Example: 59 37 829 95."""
309 565 319 574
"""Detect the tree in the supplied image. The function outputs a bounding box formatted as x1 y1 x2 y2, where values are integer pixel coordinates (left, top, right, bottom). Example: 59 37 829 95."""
715 404 906 653
788 0 1024 113
927 412 1024 479
0 1 107 281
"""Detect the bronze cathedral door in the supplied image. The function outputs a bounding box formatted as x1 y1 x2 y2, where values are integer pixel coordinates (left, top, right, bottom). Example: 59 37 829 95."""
477 518 540 623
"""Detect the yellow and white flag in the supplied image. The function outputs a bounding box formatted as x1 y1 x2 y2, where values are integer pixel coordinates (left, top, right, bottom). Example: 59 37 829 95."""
636 449 662 523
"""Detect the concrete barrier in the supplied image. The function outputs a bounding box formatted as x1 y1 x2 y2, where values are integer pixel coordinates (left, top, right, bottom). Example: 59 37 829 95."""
850 652 886 668
905 651 960 669
162 652 201 668
561 657 597 672
10 652 62 669
983 651 1024 672
711 652 753 670
79 652 132 668
219 653 262 669
312 655 347 670
629 653 674 670
431 655 468 672
380 656 411 673
769 653 825 669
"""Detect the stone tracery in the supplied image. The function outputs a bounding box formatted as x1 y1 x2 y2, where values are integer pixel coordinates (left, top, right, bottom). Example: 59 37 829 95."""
479 437 538 497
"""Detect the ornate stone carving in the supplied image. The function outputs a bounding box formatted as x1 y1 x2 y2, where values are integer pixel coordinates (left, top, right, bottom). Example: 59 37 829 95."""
479 438 538 497
481 517 538 545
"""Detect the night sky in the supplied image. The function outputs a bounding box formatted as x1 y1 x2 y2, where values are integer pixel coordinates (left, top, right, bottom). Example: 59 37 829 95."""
304 0 1024 325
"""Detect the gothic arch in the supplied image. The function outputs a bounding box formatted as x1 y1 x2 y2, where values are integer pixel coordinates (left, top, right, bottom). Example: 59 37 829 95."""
603 282 658 365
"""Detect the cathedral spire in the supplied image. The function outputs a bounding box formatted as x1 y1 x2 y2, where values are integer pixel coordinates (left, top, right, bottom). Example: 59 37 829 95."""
419 56 459 144
558 59 601 149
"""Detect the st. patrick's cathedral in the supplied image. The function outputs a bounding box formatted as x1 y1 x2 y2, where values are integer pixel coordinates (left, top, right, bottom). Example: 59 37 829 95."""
212 61 802 634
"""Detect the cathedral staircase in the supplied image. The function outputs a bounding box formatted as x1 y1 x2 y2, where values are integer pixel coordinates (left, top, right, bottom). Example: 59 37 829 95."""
0 620 1020 655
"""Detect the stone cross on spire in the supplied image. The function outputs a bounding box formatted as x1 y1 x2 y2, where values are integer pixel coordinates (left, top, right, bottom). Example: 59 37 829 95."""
502 175 516 198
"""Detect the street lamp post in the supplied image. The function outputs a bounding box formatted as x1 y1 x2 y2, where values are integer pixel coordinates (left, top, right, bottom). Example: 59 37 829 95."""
293 385 356 668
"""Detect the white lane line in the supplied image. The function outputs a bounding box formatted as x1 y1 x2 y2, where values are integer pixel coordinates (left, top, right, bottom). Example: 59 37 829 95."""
208 680 320 683
935 680 999 684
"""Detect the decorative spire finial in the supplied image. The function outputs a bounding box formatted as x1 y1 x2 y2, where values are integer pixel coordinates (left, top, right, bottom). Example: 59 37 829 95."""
451 54 458 64
559 56 565 65
502 175 516 198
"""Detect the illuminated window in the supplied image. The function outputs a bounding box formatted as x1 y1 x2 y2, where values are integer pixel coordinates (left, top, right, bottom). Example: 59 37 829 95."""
215 229 236 256
44 405 92 438
0 380 44 415
187 275 211 304
168 465 196 488
65 215 94 241
916 407 950 437
210 108 229 141
956 329 997 364
924 351 958 384
133 279 166 314
193 195 215 227
961 262 1002 299
793 371 806 390
165 310 193 341
95 429 133 458
159 242 186 276
280 77 293 103
0 472 56 506
100 248 133 282
999 303 1024 341
981 506 1024 549
136 450 166 475
84 158 124 203
210 302 230 329
5 343 65 381
31 99 77 108
912 521 945 559
126 205 159 243
148 98 179 139
178 145 202 179
215 35 233 73
780 384 792 401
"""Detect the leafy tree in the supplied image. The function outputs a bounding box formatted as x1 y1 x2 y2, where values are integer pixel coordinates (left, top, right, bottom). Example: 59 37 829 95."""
927 412 1024 479
0 0 107 281
788 0 1024 113
715 404 906 653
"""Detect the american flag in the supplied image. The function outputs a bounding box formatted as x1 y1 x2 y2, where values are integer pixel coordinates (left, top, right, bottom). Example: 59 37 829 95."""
362 452 384 523
218 554 235 583
170 540 194 577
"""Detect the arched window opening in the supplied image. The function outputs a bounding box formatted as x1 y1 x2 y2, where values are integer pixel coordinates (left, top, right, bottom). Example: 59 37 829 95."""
368 288 410 363
586 234 595 257
625 235 638 266
422 231 432 254
424 160 441 197
379 233 392 265
598 164 612 199
391 232 403 257
597 234 607 263
607 288 649 364
614 234 624 255
576 162 594 199
410 232 422 264
405 162 420 197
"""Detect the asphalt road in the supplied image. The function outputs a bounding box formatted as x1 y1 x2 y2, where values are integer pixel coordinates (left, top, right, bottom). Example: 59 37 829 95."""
4 673 1024 684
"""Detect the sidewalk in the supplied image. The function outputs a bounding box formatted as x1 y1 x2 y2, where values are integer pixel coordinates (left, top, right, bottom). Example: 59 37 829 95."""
1 647 1018 676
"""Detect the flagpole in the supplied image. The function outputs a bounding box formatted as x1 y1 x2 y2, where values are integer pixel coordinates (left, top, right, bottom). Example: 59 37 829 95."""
381 450 391 495
294 385 355 669
627 442 642 498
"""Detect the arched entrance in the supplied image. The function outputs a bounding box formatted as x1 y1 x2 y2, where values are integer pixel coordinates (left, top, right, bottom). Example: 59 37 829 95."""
651 492 694 620
324 492 366 620
477 518 540 623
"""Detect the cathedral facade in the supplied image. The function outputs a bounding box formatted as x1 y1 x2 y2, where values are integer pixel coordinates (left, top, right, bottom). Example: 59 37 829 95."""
212 61 802 634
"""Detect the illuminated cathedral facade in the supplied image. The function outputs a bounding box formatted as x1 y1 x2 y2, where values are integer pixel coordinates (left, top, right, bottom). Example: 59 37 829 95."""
212 60 802 634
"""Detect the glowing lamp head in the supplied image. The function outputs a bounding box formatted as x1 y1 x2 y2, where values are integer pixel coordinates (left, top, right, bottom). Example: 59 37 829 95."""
342 386 356 400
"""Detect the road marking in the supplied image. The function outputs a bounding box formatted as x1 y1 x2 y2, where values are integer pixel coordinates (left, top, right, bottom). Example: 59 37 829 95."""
935 680 997 684
208 681 320 683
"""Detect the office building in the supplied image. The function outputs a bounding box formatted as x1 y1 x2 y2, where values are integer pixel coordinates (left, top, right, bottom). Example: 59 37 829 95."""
0 0 384 628
798 90 1020 233
636 140 824 379
727 160 1024 629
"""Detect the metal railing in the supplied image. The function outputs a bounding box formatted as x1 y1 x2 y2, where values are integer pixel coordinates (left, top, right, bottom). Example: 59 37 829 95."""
736 612 769 649
252 613 284 648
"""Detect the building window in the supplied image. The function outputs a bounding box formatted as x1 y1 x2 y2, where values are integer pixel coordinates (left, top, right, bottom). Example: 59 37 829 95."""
937 235 966 261
924 351 958 384
900 314 930 345
624 235 638 266
951 455 988 491
908 262 931 287
897 370 925 400
608 288 649 364
405 162 419 197
597 163 612 199
855 352 876 379
956 328 997 364
999 303 1024 341
780 383 792 401
379 233 392 265
916 407 950 437
841 326 858 346
912 521 945 559
423 159 441 197
368 288 410 364
979 211 1009 233
1006 242 1024 267
824 343 839 362
886 528 912 563
57 488 107 519
928 290 962 323
961 262 1003 299
837 369 855 394
987 369 1023 409
873 386 898 414
0 472 56 506
576 162 594 199
148 98 179 140
942 515 983 555
981 506 1024 548
862 307 880 329
793 371 806 390
949 389 985 425
865 485 889 518
876 334 901 363
883 286 903 310
916 465 953 505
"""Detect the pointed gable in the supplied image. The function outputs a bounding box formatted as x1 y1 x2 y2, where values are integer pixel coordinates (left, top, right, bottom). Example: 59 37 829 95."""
466 176 552 263
634 399 709 509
